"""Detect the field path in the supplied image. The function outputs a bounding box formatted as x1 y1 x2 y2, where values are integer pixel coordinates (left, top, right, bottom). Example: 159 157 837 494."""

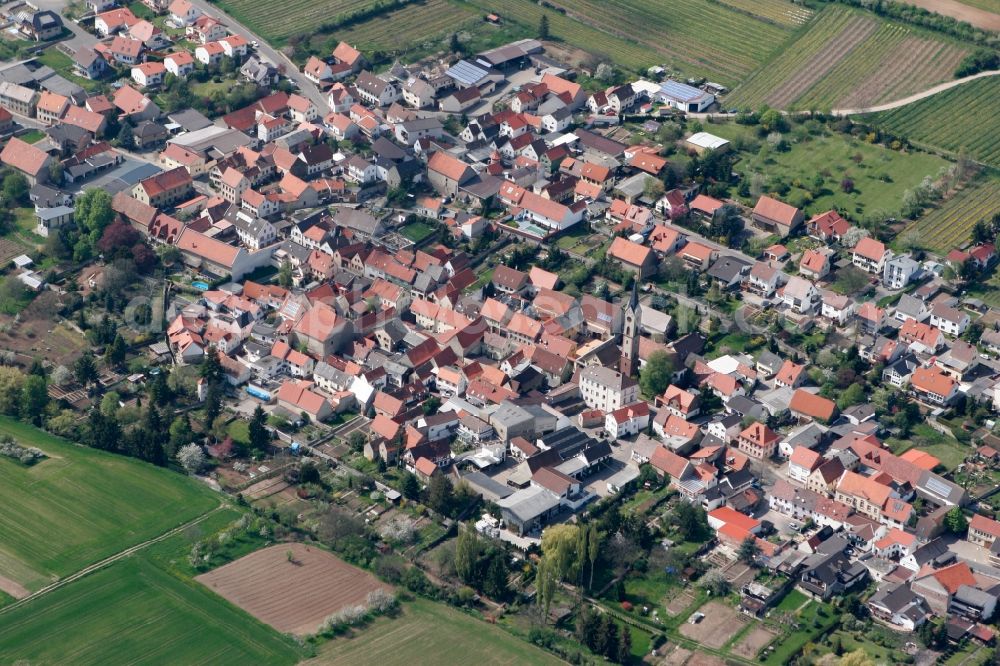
832 69 1000 115
0 502 225 617
899 0 1000 31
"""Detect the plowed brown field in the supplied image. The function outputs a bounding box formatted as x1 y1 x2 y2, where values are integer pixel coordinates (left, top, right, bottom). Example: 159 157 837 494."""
196 543 388 635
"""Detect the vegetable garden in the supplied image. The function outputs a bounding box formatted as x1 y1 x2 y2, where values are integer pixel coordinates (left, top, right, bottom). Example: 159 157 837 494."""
911 176 1000 252
864 75 1000 169
727 6 966 111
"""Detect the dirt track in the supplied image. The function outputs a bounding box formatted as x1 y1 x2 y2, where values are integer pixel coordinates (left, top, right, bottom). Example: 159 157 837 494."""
196 543 388 635
900 0 1000 31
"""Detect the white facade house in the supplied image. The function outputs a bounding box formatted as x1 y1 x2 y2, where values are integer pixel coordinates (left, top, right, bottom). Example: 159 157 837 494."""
580 365 639 413
884 255 920 290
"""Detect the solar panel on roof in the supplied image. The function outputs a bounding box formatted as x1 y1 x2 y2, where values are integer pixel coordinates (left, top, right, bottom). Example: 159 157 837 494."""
446 60 489 86
659 80 705 102
924 476 951 498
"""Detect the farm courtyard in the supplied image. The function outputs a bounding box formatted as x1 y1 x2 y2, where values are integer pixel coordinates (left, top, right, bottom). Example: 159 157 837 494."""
196 543 388 635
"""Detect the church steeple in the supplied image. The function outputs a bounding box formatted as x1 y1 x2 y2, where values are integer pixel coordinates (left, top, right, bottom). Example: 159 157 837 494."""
620 281 640 377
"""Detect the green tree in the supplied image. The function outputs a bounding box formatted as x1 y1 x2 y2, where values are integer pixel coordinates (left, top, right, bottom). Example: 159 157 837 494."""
168 414 194 456
449 32 461 53
538 13 549 39
536 555 556 622
399 471 420 499
74 351 98 386
347 430 367 452
278 259 293 288
639 350 674 397
200 345 224 384
671 501 710 542
454 527 484 585
482 553 509 600
20 374 48 425
2 170 29 206
105 333 127 368
75 189 115 243
617 625 632 664
426 473 454 515
737 536 760 565
759 108 787 133
945 507 968 534
836 383 866 411
422 395 441 415
541 523 580 581
248 405 270 452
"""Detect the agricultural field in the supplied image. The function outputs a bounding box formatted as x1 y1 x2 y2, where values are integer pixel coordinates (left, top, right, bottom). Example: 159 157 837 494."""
0 555 302 666
706 121 950 219
492 0 798 85
863 76 1000 169
909 176 1000 252
0 417 219 593
716 0 812 26
312 0 479 56
305 597 564 665
196 543 388 635
211 0 376 44
727 6 967 111
900 0 1000 32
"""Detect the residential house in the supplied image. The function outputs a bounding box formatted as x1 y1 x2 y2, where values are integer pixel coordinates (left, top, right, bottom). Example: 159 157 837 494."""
752 195 803 237
852 237 891 274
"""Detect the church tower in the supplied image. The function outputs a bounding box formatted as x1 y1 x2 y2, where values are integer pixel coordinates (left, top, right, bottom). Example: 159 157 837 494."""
620 281 640 377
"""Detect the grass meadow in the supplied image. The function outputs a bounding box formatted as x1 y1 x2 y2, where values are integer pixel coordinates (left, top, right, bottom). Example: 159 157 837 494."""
0 417 219 592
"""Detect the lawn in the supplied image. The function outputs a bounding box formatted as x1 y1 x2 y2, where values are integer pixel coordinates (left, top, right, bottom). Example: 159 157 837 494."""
709 121 950 220
305 597 563 665
0 417 220 592
400 220 436 243
17 130 44 144
0 549 302 666
774 589 807 612
887 423 969 471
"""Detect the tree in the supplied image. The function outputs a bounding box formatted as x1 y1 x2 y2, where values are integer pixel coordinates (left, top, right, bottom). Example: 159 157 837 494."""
482 553 509 600
347 430 367 452
48 161 63 186
422 395 441 415
536 555 557 622
426 473 454 515
20 375 48 425
248 405 270 452
643 176 665 201
836 383 865 410
840 178 854 193
116 123 134 150
200 345 225 384
399 471 420 500
2 170 28 206
204 381 222 423
617 626 632 664
737 536 760 566
759 108 787 133
74 351 98 386
538 13 549 39
639 350 674 397
454 528 484 585
178 443 206 474
105 334 127 368
945 507 968 534
541 523 580 581
50 365 71 386
168 414 194 455
699 569 731 596
449 32 461 53
75 189 115 242
672 502 710 542
278 259 293 288
587 522 602 589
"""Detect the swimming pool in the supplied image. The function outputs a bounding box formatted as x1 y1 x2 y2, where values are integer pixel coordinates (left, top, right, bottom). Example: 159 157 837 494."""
192 280 210 291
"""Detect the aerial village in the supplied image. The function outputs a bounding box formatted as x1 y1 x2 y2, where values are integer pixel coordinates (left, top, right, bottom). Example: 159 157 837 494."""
1 1 1000 663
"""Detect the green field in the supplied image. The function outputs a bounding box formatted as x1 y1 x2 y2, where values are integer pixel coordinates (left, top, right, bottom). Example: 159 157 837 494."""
0 418 219 592
728 6 966 111
307 597 563 665
707 121 950 219
864 76 1000 169
909 176 1000 252
212 0 375 43
0 548 301 665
